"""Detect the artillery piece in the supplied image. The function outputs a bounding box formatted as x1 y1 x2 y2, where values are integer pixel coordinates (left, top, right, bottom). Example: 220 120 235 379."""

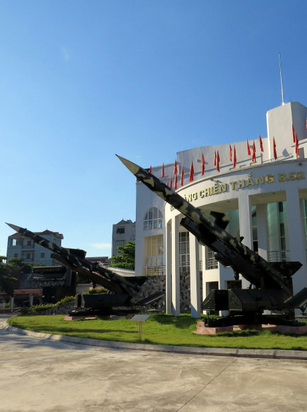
117 155 307 327
7 223 163 316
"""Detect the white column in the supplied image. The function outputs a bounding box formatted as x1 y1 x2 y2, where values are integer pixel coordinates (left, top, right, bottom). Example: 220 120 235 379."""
171 216 180 316
286 187 307 293
238 193 252 288
201 245 207 303
165 221 172 314
189 234 201 318
256 203 268 260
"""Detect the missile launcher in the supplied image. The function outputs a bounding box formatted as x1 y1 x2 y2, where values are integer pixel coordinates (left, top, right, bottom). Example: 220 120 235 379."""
117 154 307 325
7 223 162 315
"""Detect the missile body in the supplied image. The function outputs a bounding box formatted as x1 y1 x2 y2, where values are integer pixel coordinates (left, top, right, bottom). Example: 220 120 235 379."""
117 155 301 298
6 223 145 297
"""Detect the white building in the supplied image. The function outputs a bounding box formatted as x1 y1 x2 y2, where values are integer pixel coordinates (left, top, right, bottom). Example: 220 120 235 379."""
7 229 63 266
112 219 136 257
134 101 307 317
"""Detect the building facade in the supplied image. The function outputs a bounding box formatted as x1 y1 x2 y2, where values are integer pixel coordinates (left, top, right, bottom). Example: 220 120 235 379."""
135 101 307 317
7 229 63 266
112 219 136 256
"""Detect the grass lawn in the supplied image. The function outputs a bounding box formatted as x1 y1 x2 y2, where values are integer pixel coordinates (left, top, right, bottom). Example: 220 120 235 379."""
7 314 307 350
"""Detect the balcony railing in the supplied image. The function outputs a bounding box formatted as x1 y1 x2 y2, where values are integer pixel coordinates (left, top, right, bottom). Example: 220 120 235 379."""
206 255 218 270
267 250 291 262
145 255 164 275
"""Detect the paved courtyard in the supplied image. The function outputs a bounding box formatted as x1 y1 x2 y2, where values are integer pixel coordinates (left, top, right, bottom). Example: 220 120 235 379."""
1 315 307 411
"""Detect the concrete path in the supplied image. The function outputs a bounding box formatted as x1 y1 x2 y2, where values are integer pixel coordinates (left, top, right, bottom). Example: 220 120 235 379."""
1 315 307 411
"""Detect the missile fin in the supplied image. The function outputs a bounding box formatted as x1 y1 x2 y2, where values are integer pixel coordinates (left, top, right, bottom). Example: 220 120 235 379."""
267 261 302 277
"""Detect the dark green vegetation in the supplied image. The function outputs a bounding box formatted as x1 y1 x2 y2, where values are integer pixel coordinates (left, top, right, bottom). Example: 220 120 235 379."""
20 296 75 315
7 314 307 350
110 242 135 270
0 257 24 296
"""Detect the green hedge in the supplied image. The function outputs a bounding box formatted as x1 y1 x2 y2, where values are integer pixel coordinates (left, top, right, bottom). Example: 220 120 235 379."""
20 295 75 315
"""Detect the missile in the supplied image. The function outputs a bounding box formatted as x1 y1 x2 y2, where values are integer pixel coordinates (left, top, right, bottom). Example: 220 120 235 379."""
6 222 145 296
116 155 301 298
6 222 95 275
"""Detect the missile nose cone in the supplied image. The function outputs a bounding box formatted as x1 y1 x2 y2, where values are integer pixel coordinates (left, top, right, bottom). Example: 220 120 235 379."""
116 154 140 176
6 223 22 232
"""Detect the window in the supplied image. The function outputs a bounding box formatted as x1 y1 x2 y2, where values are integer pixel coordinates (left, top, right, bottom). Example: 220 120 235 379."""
267 201 289 261
41 252 45 259
115 240 125 255
278 202 288 260
22 251 33 261
116 227 125 234
252 207 258 252
179 232 189 274
143 207 163 231
146 235 163 262
145 235 163 275
206 247 218 270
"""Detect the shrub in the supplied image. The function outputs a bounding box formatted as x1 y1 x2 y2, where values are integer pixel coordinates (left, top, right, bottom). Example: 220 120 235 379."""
88 288 107 294
56 296 75 305
20 296 75 315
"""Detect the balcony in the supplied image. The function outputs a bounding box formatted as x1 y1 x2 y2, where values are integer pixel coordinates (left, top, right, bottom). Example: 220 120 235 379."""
267 250 291 262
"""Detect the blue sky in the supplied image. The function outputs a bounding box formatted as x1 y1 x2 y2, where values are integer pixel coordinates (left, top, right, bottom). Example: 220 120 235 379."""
1 1 307 258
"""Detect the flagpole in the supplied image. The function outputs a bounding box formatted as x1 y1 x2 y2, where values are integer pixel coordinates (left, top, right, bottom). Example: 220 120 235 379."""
278 52 285 106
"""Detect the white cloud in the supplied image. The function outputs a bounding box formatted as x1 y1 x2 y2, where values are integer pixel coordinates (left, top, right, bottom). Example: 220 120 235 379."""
90 243 112 250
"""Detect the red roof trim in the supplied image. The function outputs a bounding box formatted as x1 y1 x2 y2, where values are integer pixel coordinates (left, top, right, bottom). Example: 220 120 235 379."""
13 289 43 295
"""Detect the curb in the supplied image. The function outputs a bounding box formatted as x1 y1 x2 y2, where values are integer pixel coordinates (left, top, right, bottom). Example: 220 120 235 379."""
2 321 307 361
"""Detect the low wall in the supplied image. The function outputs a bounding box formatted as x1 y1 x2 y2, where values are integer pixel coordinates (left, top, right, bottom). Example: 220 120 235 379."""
134 273 192 313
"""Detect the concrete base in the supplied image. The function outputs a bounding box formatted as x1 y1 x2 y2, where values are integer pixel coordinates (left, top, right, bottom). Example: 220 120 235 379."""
195 321 307 335
193 322 233 334
269 324 307 335
64 316 98 321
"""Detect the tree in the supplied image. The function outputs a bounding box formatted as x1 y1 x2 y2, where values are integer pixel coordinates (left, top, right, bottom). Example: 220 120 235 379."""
0 264 17 297
0 257 24 297
110 242 135 270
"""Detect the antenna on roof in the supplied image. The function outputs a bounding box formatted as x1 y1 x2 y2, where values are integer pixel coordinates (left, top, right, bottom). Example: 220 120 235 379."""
278 52 285 105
